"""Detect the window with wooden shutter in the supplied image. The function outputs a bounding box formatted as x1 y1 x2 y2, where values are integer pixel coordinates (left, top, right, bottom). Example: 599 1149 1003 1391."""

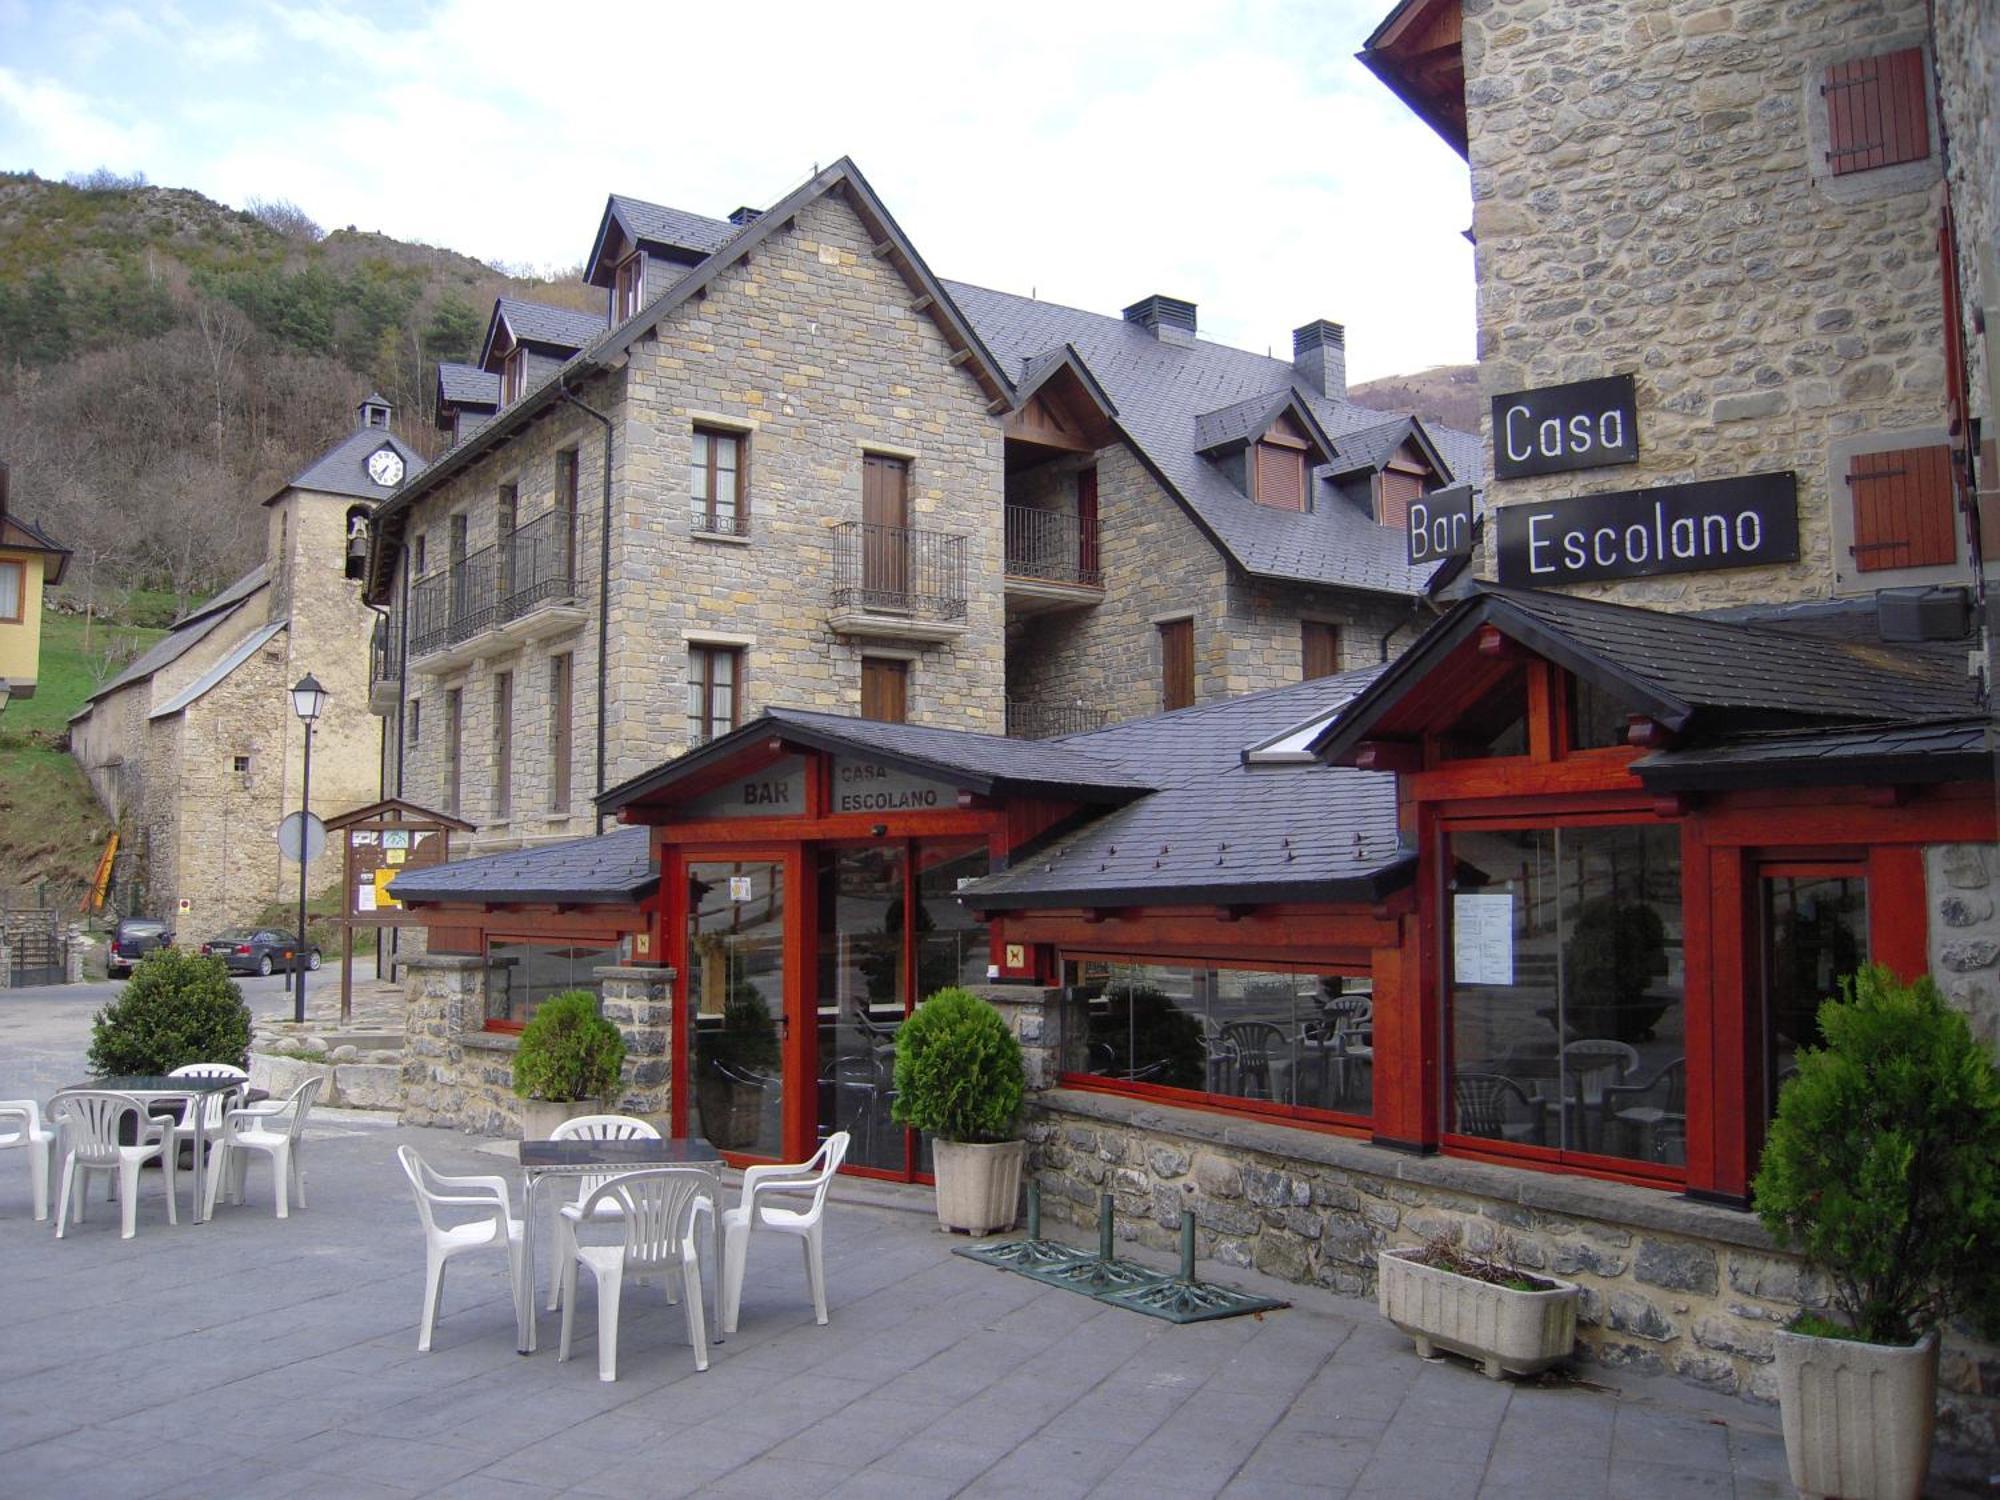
1253 440 1306 510
1302 621 1340 681
1848 445 1956 572
1159 618 1194 711
1376 468 1425 530
1823 47 1930 176
861 658 908 723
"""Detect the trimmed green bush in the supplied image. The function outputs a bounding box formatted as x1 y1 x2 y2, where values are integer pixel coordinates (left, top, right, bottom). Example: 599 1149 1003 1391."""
890 987 1024 1144
512 990 626 1103
1752 964 2000 1345
88 948 251 1075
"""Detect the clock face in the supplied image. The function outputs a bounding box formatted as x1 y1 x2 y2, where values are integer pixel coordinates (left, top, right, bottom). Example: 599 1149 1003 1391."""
367 447 405 487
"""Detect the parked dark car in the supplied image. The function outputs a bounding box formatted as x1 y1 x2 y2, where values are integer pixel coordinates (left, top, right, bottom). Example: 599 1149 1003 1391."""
108 918 173 979
201 929 322 977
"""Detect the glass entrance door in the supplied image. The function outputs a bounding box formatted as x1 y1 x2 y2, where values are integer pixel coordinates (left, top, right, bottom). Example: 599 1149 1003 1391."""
685 859 787 1161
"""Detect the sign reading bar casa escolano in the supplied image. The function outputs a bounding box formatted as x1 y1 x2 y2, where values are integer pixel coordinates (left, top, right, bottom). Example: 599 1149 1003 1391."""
1490 374 1640 480
829 757 955 814
1495 471 1799 588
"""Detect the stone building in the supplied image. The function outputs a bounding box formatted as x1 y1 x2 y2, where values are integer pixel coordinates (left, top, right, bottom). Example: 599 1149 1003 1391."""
363 158 1480 860
69 396 422 939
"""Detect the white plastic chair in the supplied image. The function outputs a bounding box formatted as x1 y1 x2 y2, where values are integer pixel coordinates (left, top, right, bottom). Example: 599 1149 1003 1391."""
720 1131 849 1335
0 1099 59 1221
396 1146 530 1353
545 1113 661 1312
558 1167 713 1382
52 1091 176 1240
208 1076 321 1218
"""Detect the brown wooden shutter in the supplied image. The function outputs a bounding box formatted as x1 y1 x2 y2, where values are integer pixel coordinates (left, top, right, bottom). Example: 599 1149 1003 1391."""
861 658 908 723
862 454 910 598
1159 618 1194 711
1824 47 1930 176
1253 441 1306 511
1849 445 1956 571
1077 465 1100 582
1377 469 1424 530
492 671 512 821
1302 621 1340 680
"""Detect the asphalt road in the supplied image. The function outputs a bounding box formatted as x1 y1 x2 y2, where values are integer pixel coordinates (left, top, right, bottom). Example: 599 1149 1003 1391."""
0 967 329 1102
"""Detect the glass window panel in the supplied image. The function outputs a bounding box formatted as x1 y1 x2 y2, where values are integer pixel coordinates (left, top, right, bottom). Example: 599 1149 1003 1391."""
1568 673 1629 751
1438 668 1529 760
1762 874 1867 1119
917 840 990 997
487 938 621 1026
686 861 785 1159
0 562 21 619
814 846 906 1172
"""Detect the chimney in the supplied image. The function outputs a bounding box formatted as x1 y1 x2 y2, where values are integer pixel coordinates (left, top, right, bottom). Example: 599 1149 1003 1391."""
1293 320 1346 400
727 205 763 227
1122 294 1198 345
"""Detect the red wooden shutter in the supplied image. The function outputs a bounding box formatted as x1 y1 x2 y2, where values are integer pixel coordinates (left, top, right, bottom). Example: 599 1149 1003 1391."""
1824 47 1930 176
1849 445 1956 571
1302 621 1340 680
1254 441 1306 511
1159 619 1194 711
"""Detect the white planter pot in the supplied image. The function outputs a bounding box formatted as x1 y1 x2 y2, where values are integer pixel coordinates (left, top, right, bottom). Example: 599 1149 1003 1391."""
518 1098 602 1141
1377 1246 1579 1379
931 1139 1025 1235
1774 1327 1937 1500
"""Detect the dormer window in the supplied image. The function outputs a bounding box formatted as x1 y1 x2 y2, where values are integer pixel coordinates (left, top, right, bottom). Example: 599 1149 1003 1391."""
1251 414 1312 511
501 349 525 405
1374 440 1435 529
614 252 646 322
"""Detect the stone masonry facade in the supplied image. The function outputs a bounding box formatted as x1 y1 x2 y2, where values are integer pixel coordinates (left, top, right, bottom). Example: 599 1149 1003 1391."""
1929 842 2000 1054
1464 0 1965 609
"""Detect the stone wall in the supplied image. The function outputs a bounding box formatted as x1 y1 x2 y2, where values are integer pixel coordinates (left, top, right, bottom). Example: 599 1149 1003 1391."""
399 954 673 1134
1929 842 2000 1051
1464 0 1962 608
1221 573 1425 694
1931 1 2000 427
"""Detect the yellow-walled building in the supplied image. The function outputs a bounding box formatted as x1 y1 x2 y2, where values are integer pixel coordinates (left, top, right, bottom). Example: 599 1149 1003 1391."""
0 468 71 704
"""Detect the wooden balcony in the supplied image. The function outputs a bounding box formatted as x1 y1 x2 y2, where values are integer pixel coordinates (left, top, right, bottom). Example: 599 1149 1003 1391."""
1004 505 1103 614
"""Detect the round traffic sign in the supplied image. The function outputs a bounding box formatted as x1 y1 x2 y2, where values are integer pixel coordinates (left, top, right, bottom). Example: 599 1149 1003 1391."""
277 811 327 863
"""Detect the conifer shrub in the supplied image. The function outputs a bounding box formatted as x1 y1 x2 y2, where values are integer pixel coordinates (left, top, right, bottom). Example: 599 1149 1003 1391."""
891 987 1025 1144
87 949 251 1075
511 990 626 1103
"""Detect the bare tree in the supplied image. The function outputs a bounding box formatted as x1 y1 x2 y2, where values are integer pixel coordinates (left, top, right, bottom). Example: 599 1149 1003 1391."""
194 298 252 471
246 196 324 243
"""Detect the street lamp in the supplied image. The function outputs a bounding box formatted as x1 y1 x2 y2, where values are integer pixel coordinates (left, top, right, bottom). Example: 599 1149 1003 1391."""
290 673 327 1023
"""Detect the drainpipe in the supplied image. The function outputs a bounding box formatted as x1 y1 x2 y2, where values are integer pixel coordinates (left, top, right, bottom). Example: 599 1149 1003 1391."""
556 372 614 836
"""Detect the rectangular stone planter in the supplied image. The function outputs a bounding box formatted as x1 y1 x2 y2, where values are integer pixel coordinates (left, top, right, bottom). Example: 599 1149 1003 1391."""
1377 1246 1579 1379
1774 1327 1937 1500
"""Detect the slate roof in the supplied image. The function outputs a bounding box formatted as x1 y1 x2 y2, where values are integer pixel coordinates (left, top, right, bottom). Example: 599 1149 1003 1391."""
608 195 736 257
389 826 656 906
148 620 288 720
493 298 609 353
282 424 427 503
1313 586 1978 762
1636 716 1992 791
601 706 1152 813
437 362 500 409
77 565 269 712
0 512 71 581
1327 415 1418 476
945 279 1481 597
962 669 1409 910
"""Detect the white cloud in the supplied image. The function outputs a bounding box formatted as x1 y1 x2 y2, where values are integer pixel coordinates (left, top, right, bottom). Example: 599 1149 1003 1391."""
0 66 160 177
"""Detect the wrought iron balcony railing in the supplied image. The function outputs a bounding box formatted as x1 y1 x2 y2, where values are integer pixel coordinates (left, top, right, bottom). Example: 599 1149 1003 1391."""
498 508 577 622
1006 700 1108 740
407 509 579 660
831 522 968 623
369 615 403 687
1005 505 1101 587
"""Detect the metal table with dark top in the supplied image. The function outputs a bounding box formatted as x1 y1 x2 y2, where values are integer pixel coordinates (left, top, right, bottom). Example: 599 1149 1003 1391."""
516 1136 726 1355
52 1075 248 1226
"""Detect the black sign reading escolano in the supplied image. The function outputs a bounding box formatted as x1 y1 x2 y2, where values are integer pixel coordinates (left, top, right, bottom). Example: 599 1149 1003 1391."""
1407 483 1476 565
1495 471 1798 587
1491 374 1640 480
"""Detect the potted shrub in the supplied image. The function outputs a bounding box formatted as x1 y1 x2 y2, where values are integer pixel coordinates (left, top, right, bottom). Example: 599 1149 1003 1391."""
891 987 1025 1234
694 982 781 1150
1753 964 2000 1500
1378 1231 1580 1379
89 948 252 1075
511 990 627 1140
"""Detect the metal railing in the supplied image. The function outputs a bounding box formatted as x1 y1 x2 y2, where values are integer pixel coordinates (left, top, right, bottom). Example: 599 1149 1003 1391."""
690 504 749 538
370 615 403 687
407 510 578 659
1005 505 1101 587
1006 700 1108 740
831 522 968 622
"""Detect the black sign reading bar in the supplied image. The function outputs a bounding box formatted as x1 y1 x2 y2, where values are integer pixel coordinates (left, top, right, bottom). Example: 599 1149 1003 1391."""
1495 471 1799 587
1407 483 1476 565
1491 374 1640 480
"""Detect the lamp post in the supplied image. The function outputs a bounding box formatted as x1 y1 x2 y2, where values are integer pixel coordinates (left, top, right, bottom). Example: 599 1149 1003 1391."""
290 673 327 1023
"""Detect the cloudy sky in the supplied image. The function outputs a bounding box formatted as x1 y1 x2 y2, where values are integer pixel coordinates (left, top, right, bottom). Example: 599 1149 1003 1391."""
0 0 1474 383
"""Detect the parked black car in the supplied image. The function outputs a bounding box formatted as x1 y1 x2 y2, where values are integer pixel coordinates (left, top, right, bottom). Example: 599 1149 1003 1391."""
201 929 322 977
108 918 173 979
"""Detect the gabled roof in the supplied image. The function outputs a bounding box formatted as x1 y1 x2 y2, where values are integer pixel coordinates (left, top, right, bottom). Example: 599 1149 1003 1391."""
0 512 71 583
585 195 737 286
323 797 475 833
962 669 1410 911
1359 0 1468 158
368 158 1017 601
148 620 288 721
1014 343 1118 419
389 825 654 907
277 424 427 505
1325 413 1447 479
1311 587 1976 762
436 362 500 410
945 279 1480 598
601 706 1152 814
480 298 609 366
1193 388 1337 462
76 565 269 713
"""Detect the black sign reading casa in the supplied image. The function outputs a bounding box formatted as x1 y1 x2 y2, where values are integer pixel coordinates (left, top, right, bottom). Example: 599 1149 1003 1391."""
1495 471 1799 588
1406 482 1476 565
1491 374 1640 480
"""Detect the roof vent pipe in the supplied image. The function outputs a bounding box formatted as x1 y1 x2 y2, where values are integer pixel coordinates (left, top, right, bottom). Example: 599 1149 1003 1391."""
1293 320 1346 400
1122 295 1198 345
